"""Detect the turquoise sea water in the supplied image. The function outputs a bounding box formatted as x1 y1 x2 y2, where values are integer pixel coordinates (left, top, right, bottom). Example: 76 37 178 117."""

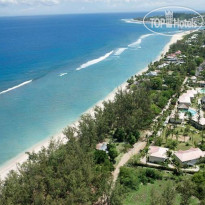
0 13 173 165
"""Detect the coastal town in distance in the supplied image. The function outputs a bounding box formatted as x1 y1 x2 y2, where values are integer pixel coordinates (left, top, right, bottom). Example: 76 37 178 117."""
0 2 205 205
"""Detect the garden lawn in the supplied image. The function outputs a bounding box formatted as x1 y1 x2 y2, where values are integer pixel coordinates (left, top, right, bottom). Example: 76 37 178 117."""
123 180 199 205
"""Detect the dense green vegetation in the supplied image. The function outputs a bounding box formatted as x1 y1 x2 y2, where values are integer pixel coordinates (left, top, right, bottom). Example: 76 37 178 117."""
0 87 156 204
120 165 205 205
119 30 205 205
0 31 205 204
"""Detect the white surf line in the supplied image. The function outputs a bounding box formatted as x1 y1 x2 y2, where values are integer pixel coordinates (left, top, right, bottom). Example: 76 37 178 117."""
76 51 114 71
0 80 32 95
59 73 67 77
128 34 154 48
114 48 127 56
121 19 143 24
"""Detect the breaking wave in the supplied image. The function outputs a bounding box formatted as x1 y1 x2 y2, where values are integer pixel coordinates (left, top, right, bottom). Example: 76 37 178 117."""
121 19 143 24
128 34 154 48
59 73 67 77
114 48 127 56
0 80 32 95
76 51 113 71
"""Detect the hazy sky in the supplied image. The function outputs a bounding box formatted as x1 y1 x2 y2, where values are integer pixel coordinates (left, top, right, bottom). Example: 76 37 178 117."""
0 0 205 16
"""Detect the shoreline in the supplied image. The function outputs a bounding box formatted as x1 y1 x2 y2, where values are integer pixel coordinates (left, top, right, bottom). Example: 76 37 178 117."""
0 31 190 180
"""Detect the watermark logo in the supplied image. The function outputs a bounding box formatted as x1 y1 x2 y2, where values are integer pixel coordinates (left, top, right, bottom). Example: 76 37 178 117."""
143 6 204 36
165 10 173 28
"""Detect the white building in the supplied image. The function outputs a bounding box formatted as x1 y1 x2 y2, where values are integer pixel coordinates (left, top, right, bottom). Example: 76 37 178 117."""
169 111 183 124
178 94 191 106
174 148 205 166
148 146 169 163
191 114 205 130
186 89 197 99
96 142 108 152
178 90 197 106
190 76 197 82
158 63 169 69
146 71 158 77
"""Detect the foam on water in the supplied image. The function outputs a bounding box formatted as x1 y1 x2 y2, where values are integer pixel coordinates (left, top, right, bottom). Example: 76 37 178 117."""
0 80 32 95
128 34 154 48
114 48 127 56
121 19 143 24
59 73 67 77
76 51 113 71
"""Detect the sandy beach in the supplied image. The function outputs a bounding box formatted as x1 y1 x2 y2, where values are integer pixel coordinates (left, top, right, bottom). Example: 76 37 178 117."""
0 31 190 180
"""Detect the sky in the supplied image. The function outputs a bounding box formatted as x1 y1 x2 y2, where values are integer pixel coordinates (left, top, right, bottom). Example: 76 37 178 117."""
0 0 205 17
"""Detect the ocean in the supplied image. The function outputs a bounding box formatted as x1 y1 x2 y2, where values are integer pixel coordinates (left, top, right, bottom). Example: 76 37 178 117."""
0 13 173 165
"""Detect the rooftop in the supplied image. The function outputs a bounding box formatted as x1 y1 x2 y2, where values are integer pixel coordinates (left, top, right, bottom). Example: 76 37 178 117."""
174 148 205 162
149 146 168 159
192 115 205 126
178 94 191 104
201 96 205 102
96 142 108 151
178 103 189 109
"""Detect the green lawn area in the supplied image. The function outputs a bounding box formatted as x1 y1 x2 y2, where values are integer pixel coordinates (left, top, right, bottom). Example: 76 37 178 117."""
177 142 192 150
123 180 199 205
159 123 202 150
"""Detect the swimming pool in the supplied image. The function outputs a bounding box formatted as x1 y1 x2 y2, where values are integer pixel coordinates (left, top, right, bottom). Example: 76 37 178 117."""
200 88 205 94
188 108 197 116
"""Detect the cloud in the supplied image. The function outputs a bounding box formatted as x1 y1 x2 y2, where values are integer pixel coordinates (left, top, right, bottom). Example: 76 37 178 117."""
0 0 60 6
0 0 204 7
0 0 204 16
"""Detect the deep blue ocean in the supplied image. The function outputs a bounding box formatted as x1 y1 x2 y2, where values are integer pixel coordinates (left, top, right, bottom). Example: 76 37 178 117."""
0 13 173 165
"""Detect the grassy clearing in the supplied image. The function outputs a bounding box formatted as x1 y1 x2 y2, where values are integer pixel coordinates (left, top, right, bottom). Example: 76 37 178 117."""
159 123 202 150
123 179 199 205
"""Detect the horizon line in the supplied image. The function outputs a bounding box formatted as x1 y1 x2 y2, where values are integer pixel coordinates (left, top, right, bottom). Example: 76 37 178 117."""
0 9 205 18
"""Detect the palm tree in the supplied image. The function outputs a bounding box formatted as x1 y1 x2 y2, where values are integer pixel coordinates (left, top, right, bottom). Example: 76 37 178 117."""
165 126 171 143
176 130 179 142
197 103 201 126
144 147 149 163
191 130 195 144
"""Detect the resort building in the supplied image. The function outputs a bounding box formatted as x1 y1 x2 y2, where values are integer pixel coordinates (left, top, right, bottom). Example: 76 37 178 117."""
177 103 189 110
191 34 198 40
174 148 205 166
178 94 191 106
146 71 158 77
176 60 185 65
166 55 178 62
190 76 197 83
201 96 205 104
158 63 169 69
190 115 205 130
186 90 197 100
169 111 184 124
198 81 205 87
175 50 182 55
96 142 108 152
148 146 169 163
178 90 197 106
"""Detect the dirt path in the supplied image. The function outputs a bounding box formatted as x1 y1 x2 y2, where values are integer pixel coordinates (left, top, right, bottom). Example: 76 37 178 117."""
112 141 147 183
